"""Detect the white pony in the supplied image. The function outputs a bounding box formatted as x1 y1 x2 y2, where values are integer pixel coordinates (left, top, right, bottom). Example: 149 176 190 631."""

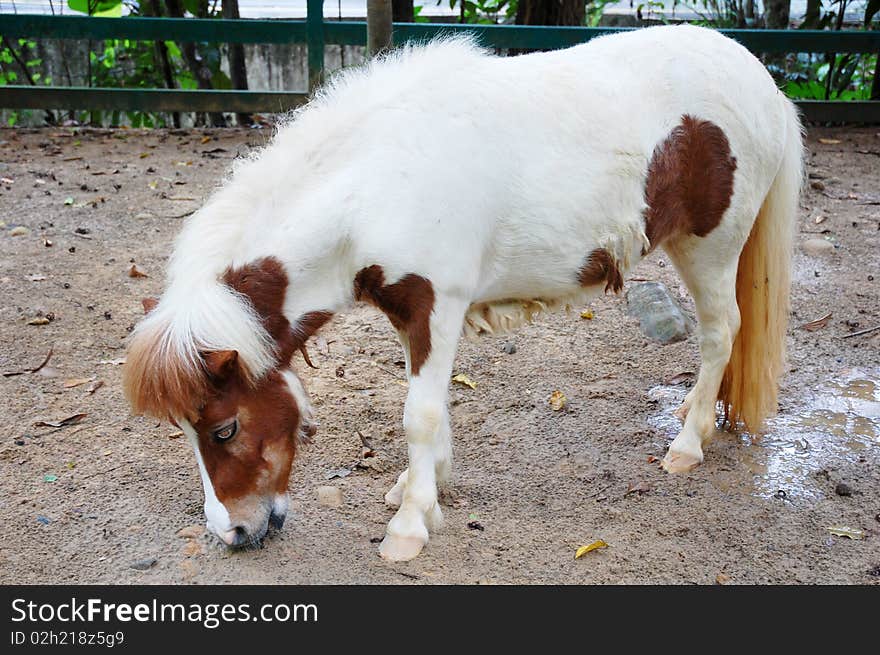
124 25 803 561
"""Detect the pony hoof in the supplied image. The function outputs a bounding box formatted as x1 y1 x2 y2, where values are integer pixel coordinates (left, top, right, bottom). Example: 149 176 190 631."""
378 533 427 562
661 450 703 473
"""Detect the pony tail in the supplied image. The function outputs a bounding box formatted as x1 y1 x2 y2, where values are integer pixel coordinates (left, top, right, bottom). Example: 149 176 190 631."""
719 99 803 432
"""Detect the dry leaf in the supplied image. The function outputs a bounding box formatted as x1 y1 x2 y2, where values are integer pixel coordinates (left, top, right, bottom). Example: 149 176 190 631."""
98 358 126 365
86 379 104 394
167 430 183 439
63 377 95 388
9 226 29 236
27 317 51 326
625 481 652 495
814 215 827 224
664 371 695 385
3 348 54 378
647 455 661 464
27 275 46 282
580 309 594 320
452 373 477 390
818 138 841 145
575 540 608 558
827 526 864 540
200 136 212 144
549 390 567 411
34 413 87 428
127 264 148 278
799 312 832 332
715 573 731 585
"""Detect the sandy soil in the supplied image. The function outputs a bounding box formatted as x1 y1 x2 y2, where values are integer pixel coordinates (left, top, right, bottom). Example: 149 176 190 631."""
0 125 878 585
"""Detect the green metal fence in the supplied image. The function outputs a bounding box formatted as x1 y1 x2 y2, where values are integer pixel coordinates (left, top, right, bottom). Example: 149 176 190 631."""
2 2 880 122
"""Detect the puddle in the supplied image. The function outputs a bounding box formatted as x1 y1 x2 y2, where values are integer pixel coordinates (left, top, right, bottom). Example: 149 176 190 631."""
648 368 879 500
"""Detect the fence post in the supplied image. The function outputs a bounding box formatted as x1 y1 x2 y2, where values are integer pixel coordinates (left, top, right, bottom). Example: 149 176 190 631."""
367 0 393 56
307 0 325 92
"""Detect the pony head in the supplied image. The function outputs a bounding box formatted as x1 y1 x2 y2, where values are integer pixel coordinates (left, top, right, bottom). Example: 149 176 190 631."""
123 257 330 547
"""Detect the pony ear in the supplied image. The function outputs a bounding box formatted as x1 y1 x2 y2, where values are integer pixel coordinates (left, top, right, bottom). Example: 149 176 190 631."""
201 350 240 381
141 297 159 314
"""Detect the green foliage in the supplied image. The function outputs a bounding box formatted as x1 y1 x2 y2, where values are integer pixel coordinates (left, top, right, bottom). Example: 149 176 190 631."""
447 0 517 24
587 0 617 26
785 53 877 101
67 0 123 18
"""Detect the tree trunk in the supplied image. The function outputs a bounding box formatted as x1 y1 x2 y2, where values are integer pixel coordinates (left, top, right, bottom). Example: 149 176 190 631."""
764 0 790 28
222 0 251 126
392 0 414 22
515 0 585 26
367 0 393 57
512 0 584 55
802 0 820 27
163 0 226 127
145 0 181 128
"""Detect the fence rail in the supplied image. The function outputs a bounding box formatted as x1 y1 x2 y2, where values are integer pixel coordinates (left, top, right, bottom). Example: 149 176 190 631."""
1 11 879 121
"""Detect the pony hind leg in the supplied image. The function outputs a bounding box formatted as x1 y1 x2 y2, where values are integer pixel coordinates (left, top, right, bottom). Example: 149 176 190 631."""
660 234 743 473
379 294 467 562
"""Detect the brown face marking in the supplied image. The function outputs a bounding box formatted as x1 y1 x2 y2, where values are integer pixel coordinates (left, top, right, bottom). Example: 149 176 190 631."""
643 114 737 252
127 257 328 421
578 248 623 293
353 265 435 376
193 367 300 505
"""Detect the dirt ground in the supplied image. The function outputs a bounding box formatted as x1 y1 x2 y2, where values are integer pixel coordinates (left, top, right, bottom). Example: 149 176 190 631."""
0 125 878 585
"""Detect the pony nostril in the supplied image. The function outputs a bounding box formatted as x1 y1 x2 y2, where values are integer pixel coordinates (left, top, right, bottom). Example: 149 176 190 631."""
220 526 249 547
231 526 248 546
268 511 286 530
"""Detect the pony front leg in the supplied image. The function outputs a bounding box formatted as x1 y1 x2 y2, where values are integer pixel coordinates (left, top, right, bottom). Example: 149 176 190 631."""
384 410 452 509
379 297 465 562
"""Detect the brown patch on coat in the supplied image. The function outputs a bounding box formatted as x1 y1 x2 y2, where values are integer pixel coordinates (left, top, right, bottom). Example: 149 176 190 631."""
353 265 435 376
222 257 333 366
193 367 301 505
643 114 737 252
578 248 624 293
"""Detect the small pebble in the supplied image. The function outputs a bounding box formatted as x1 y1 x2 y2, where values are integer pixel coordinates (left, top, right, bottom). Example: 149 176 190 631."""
36 516 51 525
316 485 343 508
801 238 835 256
834 482 853 497
129 557 157 571
502 342 516 355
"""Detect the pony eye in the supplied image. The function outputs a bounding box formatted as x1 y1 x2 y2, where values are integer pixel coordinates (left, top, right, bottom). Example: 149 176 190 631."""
212 420 238 443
